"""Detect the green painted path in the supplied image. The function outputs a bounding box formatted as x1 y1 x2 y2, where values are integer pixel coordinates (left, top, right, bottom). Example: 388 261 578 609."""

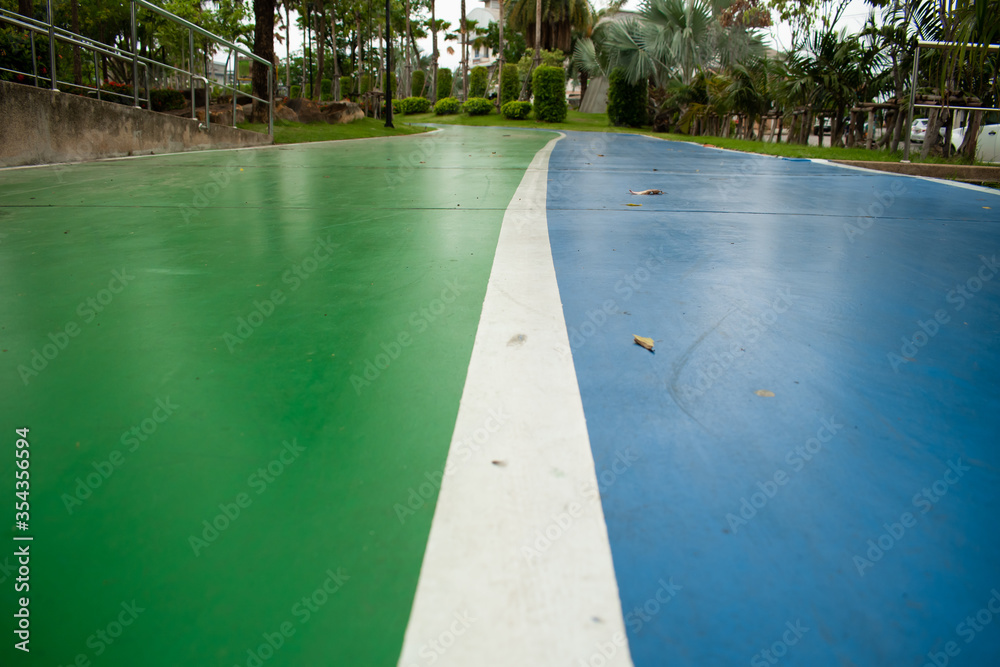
0 126 555 666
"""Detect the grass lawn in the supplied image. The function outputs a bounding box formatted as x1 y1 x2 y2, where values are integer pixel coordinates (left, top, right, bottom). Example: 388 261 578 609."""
400 109 979 165
243 109 983 167
238 117 431 144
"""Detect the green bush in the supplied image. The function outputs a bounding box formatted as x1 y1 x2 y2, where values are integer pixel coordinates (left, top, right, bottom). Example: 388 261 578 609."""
463 96 493 115
607 67 647 127
339 75 352 98
436 68 453 100
321 79 332 100
469 66 488 98
360 74 373 94
411 70 426 97
500 65 520 106
394 96 432 114
532 66 567 123
501 101 532 120
290 85 301 99
434 96 462 115
149 89 186 112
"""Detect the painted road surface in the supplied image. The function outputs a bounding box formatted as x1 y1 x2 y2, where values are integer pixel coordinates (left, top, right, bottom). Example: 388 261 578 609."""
546 131 1000 667
0 126 555 667
2 125 1000 667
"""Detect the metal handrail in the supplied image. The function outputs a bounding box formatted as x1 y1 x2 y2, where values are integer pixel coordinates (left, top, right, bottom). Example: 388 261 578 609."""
0 0 273 137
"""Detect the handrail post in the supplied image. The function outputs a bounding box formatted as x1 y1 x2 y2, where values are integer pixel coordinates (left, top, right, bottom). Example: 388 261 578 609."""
46 0 56 90
189 29 196 120
130 0 139 107
902 45 920 162
93 50 100 99
204 79 210 131
232 48 237 127
268 63 273 137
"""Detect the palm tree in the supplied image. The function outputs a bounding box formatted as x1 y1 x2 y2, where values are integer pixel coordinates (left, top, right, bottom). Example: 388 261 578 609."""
507 0 593 54
252 0 276 121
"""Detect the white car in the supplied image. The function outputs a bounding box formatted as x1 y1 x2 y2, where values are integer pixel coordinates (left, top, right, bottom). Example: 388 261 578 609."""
910 118 929 143
950 124 1000 163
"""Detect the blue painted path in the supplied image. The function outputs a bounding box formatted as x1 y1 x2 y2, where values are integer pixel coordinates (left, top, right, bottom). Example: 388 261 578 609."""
546 131 1000 667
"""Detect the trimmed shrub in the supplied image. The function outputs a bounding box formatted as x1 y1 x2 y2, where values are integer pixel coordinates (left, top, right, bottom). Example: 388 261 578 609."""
360 74 373 94
469 66 488 98
532 66 567 123
321 79 332 100
339 75 352 98
437 68 454 99
501 101 532 120
394 96 432 114
463 96 493 115
291 85 301 99
434 96 462 115
607 67 647 127
411 70 426 97
500 65 520 106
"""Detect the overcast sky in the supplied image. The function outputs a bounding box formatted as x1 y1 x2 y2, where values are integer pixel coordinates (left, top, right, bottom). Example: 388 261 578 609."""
278 0 876 72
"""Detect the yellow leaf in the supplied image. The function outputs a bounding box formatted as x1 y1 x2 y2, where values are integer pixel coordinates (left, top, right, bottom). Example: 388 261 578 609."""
755 390 775 397
626 203 642 207
634 335 654 351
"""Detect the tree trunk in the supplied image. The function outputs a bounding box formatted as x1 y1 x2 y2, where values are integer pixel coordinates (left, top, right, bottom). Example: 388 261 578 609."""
252 0 276 122
18 0 31 17
286 2 291 89
302 2 309 95
355 13 362 95
461 0 468 100
431 0 438 101
496 0 504 110
404 0 412 97
921 107 942 160
961 110 982 160
331 2 341 99
71 0 81 85
533 0 541 70
316 2 326 100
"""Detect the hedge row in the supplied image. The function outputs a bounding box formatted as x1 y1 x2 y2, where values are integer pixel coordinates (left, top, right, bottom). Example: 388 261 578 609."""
531 66 567 123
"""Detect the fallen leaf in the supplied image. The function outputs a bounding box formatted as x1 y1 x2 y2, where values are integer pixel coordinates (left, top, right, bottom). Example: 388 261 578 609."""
634 335 654 351
755 390 775 397
629 189 663 195
626 203 642 206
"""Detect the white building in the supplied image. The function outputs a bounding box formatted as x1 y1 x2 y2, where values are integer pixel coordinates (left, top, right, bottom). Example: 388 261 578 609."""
467 0 499 67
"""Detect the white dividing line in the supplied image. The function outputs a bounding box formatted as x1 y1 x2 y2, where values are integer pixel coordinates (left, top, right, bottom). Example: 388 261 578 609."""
397 135 634 667
813 158 1000 195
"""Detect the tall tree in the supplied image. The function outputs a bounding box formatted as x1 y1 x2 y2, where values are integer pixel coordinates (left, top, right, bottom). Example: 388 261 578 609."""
252 0 276 122
461 0 469 99
431 0 439 100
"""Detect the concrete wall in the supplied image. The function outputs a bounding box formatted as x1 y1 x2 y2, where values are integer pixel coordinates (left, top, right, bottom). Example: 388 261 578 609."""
0 80 272 168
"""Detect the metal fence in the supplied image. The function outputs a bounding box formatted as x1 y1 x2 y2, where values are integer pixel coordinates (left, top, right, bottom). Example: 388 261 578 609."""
0 0 273 137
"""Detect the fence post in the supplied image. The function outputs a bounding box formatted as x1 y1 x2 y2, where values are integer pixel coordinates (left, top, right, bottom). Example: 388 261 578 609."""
232 48 237 127
46 0 57 90
130 0 140 106
189 29 196 119
268 64 274 137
